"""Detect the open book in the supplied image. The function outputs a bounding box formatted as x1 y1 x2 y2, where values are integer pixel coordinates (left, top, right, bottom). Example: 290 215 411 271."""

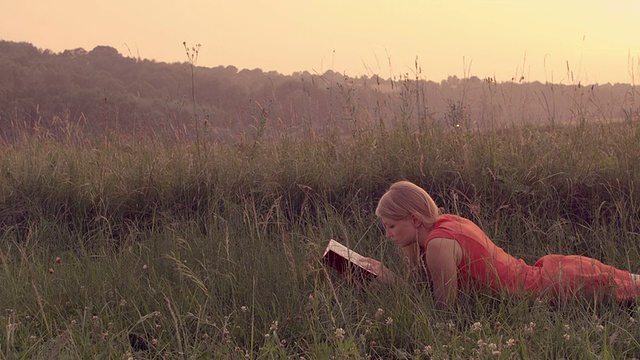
321 239 378 282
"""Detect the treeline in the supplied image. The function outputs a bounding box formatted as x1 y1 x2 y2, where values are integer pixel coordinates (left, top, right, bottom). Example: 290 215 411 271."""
1 40 638 141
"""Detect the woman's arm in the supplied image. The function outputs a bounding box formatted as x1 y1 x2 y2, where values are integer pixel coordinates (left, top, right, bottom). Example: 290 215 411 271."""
424 237 462 306
359 257 403 285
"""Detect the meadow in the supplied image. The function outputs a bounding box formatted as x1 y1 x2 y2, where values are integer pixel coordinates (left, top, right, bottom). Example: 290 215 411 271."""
1 91 640 359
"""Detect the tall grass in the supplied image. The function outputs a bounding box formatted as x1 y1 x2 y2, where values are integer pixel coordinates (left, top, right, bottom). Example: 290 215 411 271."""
1 108 640 358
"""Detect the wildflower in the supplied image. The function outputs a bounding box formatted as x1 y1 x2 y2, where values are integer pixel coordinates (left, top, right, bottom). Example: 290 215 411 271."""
524 322 536 335
375 308 384 319
264 333 271 340
155 324 161 330
595 324 604 333
563 333 570 341
492 350 502 356
423 345 432 355
119 300 127 307
477 339 486 350
308 294 314 300
505 338 517 349
487 343 497 351
48 268 54 274
55 257 61 263
270 320 279 332
563 324 570 331
385 317 394 326
152 339 158 346
142 264 148 270
240 306 248 313
335 327 345 341
471 322 483 333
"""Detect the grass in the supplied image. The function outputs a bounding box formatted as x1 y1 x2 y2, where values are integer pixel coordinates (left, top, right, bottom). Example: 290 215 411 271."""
1 108 640 358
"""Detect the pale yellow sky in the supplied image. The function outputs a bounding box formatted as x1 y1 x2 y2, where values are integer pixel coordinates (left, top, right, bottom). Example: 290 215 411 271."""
2 0 639 84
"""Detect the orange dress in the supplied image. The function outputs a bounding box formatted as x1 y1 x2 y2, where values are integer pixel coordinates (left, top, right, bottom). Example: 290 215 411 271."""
424 214 640 302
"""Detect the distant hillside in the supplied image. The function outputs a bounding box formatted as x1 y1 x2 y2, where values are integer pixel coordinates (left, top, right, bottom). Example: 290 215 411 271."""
1 40 638 141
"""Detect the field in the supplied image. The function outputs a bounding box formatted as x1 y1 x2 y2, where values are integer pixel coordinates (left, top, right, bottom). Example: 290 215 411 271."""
1 99 640 359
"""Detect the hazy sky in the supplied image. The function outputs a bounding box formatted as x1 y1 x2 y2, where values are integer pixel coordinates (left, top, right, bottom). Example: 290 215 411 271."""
2 0 639 84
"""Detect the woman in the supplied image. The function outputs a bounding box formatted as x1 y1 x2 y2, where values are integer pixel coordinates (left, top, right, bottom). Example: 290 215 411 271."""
362 181 640 306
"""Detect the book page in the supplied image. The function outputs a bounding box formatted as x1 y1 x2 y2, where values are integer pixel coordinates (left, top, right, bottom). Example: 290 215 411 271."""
321 239 377 280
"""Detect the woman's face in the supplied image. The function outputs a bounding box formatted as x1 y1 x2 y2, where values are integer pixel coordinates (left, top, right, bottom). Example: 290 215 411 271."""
381 216 416 248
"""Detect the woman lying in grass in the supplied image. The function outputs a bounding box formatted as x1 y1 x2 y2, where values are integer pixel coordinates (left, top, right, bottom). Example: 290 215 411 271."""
362 180 640 306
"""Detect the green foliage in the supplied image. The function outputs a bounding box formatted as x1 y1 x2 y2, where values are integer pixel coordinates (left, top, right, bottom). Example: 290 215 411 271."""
0 117 639 358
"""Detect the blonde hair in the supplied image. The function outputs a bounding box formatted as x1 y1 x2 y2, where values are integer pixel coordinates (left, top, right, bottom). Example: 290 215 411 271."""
375 181 441 228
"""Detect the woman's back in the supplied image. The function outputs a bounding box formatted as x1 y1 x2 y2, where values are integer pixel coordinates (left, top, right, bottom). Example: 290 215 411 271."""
425 214 537 295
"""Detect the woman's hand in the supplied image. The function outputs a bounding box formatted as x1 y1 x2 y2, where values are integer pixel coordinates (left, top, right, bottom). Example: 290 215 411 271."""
359 257 400 285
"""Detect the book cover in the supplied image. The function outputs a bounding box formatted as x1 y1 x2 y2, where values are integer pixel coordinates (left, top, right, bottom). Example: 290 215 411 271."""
321 239 377 282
